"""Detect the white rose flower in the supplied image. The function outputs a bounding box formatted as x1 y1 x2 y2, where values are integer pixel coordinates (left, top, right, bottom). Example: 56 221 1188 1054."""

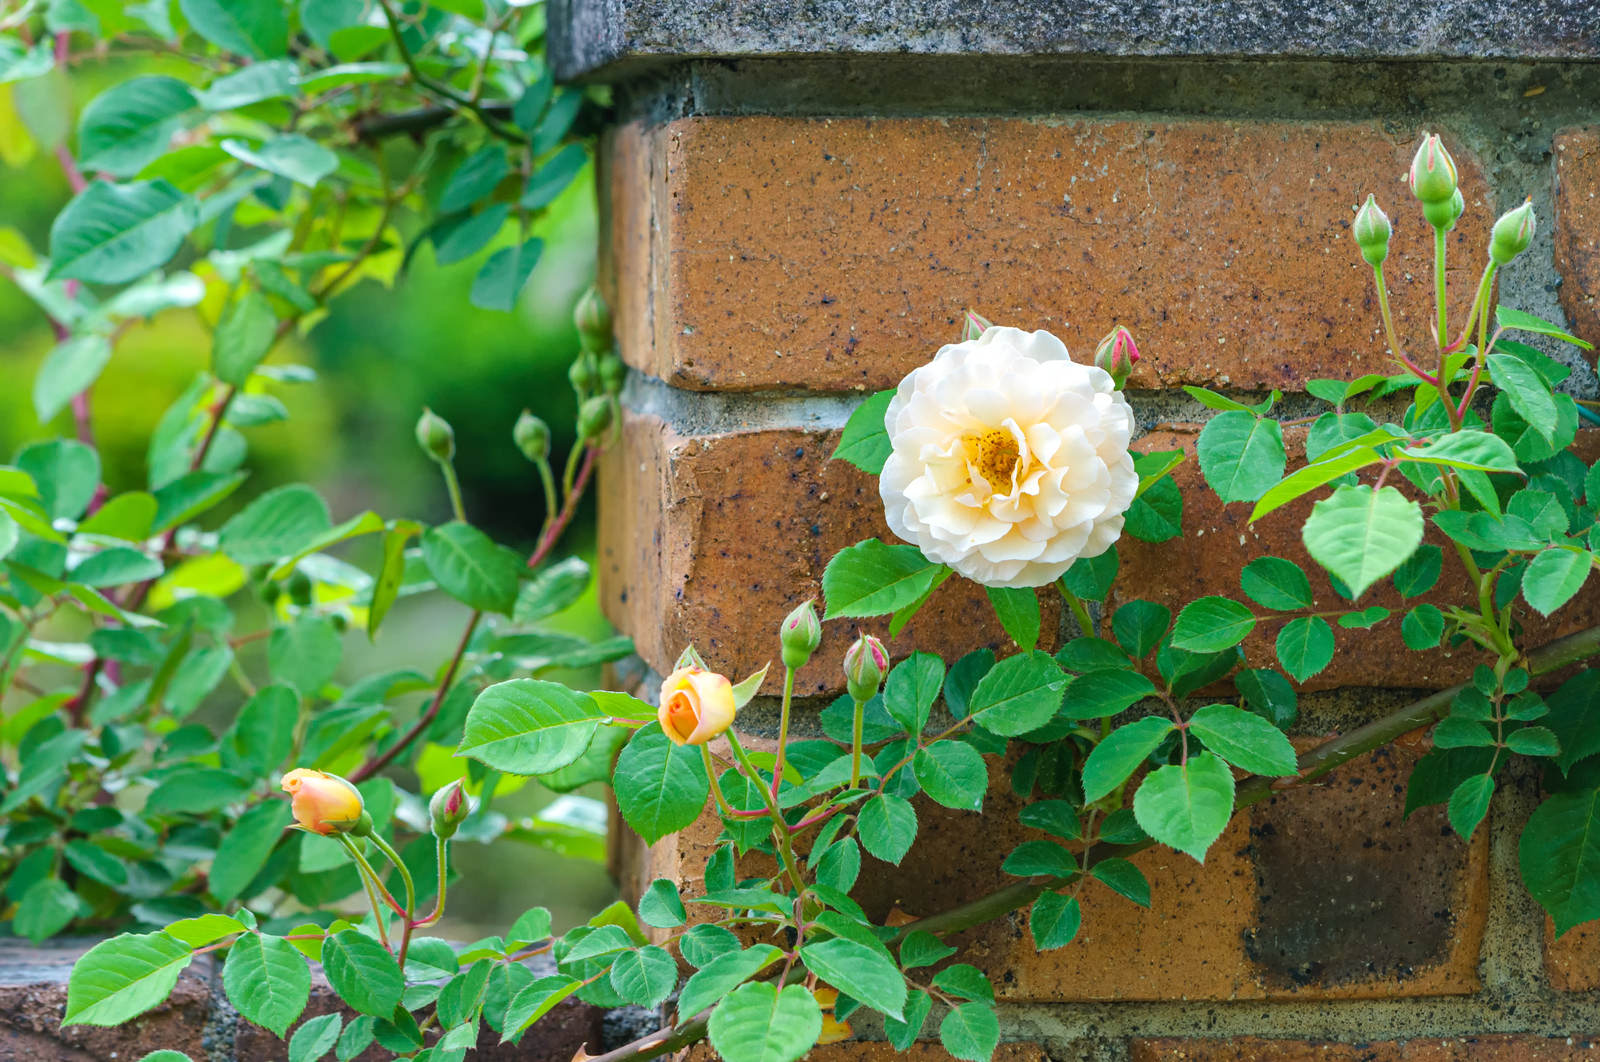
878 326 1139 589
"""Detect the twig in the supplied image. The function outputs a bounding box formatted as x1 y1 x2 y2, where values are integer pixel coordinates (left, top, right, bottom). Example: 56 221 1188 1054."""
349 611 481 783
526 444 598 569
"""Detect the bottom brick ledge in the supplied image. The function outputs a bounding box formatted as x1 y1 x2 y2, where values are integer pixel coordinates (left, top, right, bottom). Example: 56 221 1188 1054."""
1131 1036 1600 1060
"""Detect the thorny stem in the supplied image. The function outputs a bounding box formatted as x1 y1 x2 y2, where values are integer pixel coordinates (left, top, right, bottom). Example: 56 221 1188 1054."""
1434 226 1449 367
350 611 481 783
849 697 866 788
367 832 417 966
527 443 598 569
726 730 807 895
771 666 796 803
411 836 449 929
375 0 527 144
1371 264 1439 386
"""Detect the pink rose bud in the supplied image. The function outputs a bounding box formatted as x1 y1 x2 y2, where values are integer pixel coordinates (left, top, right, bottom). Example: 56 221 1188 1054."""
1408 132 1459 206
843 633 888 702
960 310 993 342
281 769 369 836
1093 326 1140 388
429 780 473 840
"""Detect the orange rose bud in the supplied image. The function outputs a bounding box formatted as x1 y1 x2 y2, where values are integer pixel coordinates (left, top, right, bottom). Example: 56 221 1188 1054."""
812 987 852 1044
280 769 368 836
658 667 738 746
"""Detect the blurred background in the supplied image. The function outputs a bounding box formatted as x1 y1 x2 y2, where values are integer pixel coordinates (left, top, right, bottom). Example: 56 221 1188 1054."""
0 80 619 933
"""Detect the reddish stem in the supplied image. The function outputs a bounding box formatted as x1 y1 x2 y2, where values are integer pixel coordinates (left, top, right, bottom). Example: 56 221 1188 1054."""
349 611 481 783
526 444 597 569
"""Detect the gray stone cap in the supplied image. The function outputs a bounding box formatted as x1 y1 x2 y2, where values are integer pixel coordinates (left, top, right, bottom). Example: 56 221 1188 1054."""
548 0 1600 80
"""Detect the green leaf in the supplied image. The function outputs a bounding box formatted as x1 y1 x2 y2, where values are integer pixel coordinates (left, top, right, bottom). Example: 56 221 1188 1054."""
677 944 782 1019
213 289 278 386
885 989 932 1050
1523 548 1593 617
1487 354 1559 445
1029 890 1082 950
1123 475 1183 541
64 931 192 1026
823 539 945 619
912 740 988 811
422 521 522 614
706 982 822 1062
432 205 509 265
320 930 402 1018
522 143 589 210
197 60 297 109
49 179 198 285
1090 857 1152 907
367 519 419 639
1302 484 1424 598
1082 716 1175 802
612 723 710 845
832 390 894 473
470 238 543 312
34 333 113 423
1401 604 1446 650
288 1013 342 1062
1061 669 1155 719
1248 446 1384 522
1236 668 1298 728
458 679 601 775
441 146 510 213
799 938 906 1019
164 914 247 949
1002 839 1077 877
268 615 341 696
1132 752 1235 862
857 793 917 865
1188 704 1297 776
1240 556 1313 611
207 804 284 905
222 135 337 187
966 650 1067 736
883 652 944 735
985 586 1040 649
639 879 687 928
220 484 331 566
1521 787 1600 934
21 438 99 521
179 0 289 56
1059 549 1118 601
1508 726 1560 757
897 931 956 970
1196 410 1285 503
1111 599 1170 659
1497 305 1594 350
1169 596 1256 653
1395 547 1443 600
72 546 162 587
223 933 309 1037
609 945 677 1009
1546 672 1600 773
504 974 581 1039
1404 429 1523 474
939 1001 999 1062
15 877 83 943
1273 615 1334 683
78 76 196 177
1433 717 1495 749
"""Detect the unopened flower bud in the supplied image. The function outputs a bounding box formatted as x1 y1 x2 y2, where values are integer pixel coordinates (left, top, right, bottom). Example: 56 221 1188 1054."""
1409 133 1459 207
779 599 822 670
1423 187 1464 232
513 410 551 462
1490 198 1536 265
429 780 473 839
281 769 368 836
1093 326 1140 388
1351 195 1392 266
574 287 613 351
568 355 599 396
286 570 313 607
843 633 888 703
960 310 993 342
658 666 737 745
598 353 626 396
414 407 455 464
577 396 613 441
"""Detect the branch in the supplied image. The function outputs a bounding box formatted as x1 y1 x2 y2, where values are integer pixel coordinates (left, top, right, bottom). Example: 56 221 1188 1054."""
350 102 514 142
349 611 481 783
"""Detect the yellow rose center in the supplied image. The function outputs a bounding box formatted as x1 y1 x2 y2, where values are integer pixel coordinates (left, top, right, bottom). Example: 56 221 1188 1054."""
965 429 1021 493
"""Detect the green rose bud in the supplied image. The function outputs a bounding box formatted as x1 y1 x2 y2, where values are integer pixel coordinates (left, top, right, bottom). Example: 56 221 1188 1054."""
429 780 472 840
414 407 455 464
577 396 613 441
598 353 626 396
843 633 888 703
1408 132 1459 206
960 309 993 342
1351 195 1392 266
286 570 313 607
574 287 613 352
1489 198 1536 265
513 410 551 462
569 355 599 396
779 599 822 670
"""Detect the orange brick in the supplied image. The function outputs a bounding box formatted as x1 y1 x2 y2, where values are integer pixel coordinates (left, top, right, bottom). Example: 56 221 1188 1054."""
621 735 1488 1003
1545 917 1600 991
1131 1036 1600 1060
1555 127 1600 348
596 408 1059 696
687 1041 1052 1061
612 117 1490 393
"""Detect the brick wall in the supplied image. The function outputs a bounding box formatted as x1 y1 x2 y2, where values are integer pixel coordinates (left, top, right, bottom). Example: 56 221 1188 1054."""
564 4 1600 1059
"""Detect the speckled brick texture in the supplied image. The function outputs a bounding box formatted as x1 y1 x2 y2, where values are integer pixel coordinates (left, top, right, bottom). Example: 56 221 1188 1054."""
687 1040 1054 1061
622 736 1489 1003
1132 1037 1600 1060
1555 127 1600 351
610 117 1490 394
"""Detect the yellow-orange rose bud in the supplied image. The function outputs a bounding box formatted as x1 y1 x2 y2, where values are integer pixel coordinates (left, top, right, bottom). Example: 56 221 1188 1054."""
658 667 737 746
280 769 367 836
812 987 852 1044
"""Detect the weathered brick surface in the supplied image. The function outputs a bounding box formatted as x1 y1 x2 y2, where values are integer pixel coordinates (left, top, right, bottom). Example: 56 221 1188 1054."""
614 116 1490 394
1133 1037 1600 1060
1555 127 1600 350
597 408 1059 696
687 1040 1053 1060
1544 917 1600 991
1119 427 1600 691
622 735 1488 1002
